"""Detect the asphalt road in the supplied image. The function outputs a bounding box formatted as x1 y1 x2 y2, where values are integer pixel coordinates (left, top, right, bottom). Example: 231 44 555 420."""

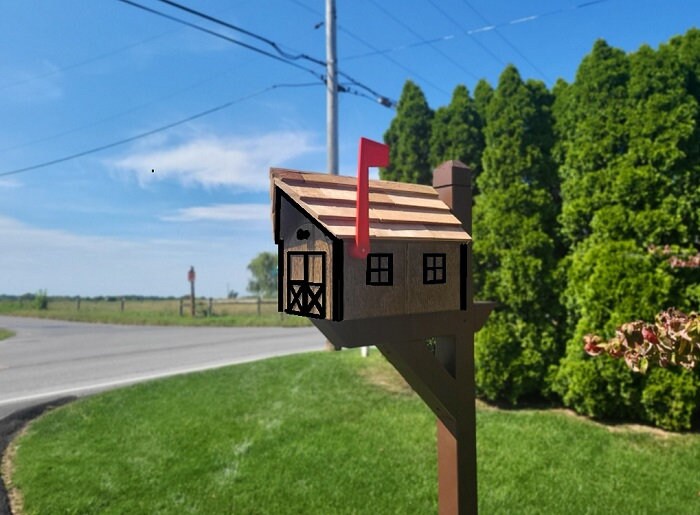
0 316 324 419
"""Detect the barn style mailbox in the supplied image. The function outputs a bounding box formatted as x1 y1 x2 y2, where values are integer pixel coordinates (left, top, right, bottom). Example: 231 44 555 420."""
271 168 471 322
270 138 493 515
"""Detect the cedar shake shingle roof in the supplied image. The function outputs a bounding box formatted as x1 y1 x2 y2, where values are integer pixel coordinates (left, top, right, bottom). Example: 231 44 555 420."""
271 168 471 242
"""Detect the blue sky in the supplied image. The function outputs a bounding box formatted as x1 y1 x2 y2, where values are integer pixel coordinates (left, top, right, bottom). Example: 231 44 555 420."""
0 0 695 298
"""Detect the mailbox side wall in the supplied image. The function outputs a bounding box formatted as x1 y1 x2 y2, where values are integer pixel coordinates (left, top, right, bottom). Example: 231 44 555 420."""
279 197 335 320
342 240 460 321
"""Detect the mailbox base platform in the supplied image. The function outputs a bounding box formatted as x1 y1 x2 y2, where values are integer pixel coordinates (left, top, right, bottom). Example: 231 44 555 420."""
311 303 494 515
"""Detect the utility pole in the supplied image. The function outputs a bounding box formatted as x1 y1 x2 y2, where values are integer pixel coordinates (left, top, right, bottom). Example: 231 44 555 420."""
325 0 340 353
326 0 338 175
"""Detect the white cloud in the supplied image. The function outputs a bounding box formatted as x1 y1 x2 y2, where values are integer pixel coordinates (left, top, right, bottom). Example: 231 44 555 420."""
111 131 320 190
160 203 270 222
1 61 63 103
0 179 21 189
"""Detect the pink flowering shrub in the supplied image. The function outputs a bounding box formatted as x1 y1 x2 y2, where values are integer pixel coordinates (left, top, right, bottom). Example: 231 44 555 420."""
584 308 700 373
648 244 700 269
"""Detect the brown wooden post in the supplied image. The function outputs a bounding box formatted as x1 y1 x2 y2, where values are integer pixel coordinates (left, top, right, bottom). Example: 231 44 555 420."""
209 297 213 316
188 266 196 317
76 297 81 311
257 297 261 317
120 298 125 312
179 298 184 317
433 160 477 515
190 284 195 317
437 418 458 514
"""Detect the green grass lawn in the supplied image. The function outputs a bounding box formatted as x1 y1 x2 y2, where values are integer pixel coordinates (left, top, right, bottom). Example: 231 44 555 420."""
0 328 14 341
0 299 309 327
8 351 700 514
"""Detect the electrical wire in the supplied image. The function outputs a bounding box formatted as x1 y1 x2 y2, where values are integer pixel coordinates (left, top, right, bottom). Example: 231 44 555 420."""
117 0 326 82
365 0 480 82
458 0 550 82
146 0 391 104
424 0 506 67
343 0 613 66
0 83 319 178
337 27 451 96
0 30 177 91
156 0 324 65
286 0 449 96
0 66 245 153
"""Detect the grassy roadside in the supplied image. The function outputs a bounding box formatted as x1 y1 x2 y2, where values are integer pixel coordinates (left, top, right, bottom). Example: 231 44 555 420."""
8 351 700 514
0 309 309 327
0 301 309 327
0 328 14 341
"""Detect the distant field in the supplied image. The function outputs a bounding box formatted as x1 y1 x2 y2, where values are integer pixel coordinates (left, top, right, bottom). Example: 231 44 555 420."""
0 298 310 327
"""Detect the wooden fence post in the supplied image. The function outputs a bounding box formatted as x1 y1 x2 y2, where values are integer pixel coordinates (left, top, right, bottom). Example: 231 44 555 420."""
257 297 262 317
179 298 184 317
120 298 125 312
190 272 196 317
76 297 81 311
208 297 213 316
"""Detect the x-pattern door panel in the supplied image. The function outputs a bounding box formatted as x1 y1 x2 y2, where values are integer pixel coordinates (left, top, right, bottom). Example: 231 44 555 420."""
287 251 326 318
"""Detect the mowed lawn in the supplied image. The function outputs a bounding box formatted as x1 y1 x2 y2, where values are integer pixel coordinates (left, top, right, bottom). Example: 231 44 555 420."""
7 351 700 514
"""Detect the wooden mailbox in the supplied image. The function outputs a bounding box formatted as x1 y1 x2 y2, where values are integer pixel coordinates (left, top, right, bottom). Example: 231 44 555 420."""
270 147 493 515
271 169 471 321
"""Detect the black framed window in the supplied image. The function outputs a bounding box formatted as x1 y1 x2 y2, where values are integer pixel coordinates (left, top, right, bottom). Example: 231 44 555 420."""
423 253 446 284
366 253 393 286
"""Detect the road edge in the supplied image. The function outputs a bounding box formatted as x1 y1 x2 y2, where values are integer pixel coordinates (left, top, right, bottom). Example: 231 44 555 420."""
0 397 77 515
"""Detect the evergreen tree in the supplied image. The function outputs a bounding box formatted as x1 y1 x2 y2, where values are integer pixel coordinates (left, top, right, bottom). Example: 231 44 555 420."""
666 29 700 250
557 40 630 246
616 43 699 246
381 80 433 184
558 38 699 349
669 29 700 306
472 65 562 403
554 36 700 429
551 79 574 184
473 78 493 123
429 85 484 176
671 28 700 105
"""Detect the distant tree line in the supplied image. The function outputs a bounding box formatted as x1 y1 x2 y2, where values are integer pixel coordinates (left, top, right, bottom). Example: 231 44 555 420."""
381 28 700 431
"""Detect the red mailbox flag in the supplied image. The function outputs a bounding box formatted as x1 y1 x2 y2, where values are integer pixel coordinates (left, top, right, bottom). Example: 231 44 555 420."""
187 266 196 283
350 137 390 259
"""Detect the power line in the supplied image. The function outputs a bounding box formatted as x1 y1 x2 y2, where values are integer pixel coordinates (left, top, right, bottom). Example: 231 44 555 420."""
150 0 394 103
424 0 506 68
120 0 393 104
458 0 550 82
1 22 389 157
117 0 326 82
155 0 324 65
337 26 451 96
0 66 244 153
344 34 455 62
365 0 480 82
0 30 177 91
286 0 450 96
343 0 612 70
0 83 318 178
